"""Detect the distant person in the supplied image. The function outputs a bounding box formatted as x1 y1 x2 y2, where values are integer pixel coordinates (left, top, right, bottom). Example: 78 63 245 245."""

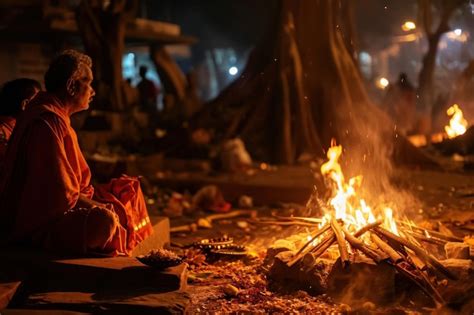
383 73 416 135
0 50 152 256
137 65 159 113
0 78 41 161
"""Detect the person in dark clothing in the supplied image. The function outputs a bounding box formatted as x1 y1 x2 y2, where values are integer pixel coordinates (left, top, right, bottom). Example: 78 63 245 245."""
0 78 41 161
136 65 159 113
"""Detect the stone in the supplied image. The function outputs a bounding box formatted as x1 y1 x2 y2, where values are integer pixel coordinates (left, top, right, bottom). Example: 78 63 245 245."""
131 216 170 257
26 290 190 314
440 259 473 278
37 258 188 293
0 248 187 295
327 257 396 306
444 242 470 259
222 284 239 297
0 281 21 309
269 250 332 294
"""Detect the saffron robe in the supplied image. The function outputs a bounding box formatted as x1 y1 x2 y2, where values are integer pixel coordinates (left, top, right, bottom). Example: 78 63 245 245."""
0 92 152 255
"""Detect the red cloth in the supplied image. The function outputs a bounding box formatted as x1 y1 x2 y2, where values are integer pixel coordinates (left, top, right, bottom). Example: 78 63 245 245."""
94 175 152 252
0 116 16 164
0 92 151 255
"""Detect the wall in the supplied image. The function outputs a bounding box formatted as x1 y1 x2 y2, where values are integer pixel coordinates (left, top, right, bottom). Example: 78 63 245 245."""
0 43 52 87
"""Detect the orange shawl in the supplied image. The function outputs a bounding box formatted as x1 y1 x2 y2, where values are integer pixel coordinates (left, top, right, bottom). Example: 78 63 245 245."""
0 92 151 254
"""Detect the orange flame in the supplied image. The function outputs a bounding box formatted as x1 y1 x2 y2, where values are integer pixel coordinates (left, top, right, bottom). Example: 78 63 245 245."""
445 104 468 139
320 140 398 234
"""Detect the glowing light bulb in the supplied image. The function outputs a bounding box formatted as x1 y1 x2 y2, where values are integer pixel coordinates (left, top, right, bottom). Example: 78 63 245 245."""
376 77 389 89
229 66 238 76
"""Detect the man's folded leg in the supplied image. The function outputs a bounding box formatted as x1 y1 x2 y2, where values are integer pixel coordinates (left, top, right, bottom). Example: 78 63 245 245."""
42 207 128 256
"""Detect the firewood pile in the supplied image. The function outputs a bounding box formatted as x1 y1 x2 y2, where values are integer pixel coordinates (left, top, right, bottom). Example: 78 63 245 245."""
272 217 470 306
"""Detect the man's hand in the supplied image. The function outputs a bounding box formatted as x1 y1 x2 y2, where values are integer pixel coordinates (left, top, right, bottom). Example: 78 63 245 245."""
76 194 112 211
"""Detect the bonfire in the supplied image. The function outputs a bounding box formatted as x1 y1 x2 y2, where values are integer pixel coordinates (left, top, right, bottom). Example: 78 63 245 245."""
276 139 461 305
445 104 468 139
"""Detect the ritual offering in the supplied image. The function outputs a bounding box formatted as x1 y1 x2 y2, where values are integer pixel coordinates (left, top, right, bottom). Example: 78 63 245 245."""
137 249 183 269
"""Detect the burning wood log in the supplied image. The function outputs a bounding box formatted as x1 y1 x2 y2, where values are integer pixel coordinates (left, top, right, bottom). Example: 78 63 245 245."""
402 229 448 246
397 221 463 242
370 233 403 263
330 218 349 267
342 228 388 263
288 220 381 267
407 249 427 271
292 225 331 258
354 219 382 237
310 232 336 260
374 227 458 280
393 261 445 306
287 226 332 267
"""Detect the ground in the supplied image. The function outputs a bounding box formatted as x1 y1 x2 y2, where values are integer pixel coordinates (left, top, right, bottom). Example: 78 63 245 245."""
2 160 473 314
163 163 474 313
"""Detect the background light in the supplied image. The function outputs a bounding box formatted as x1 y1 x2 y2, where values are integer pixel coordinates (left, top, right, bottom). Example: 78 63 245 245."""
401 21 416 31
454 28 462 36
376 77 390 89
229 66 238 76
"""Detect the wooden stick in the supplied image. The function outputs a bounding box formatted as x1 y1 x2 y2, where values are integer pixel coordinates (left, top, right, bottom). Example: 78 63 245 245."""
393 262 444 306
287 228 333 267
292 224 331 258
397 221 463 242
374 227 458 280
170 223 197 233
370 233 403 263
406 249 427 271
402 229 447 245
311 233 336 260
354 219 382 237
331 218 349 267
342 228 388 263
417 265 445 307
273 216 324 223
254 220 321 227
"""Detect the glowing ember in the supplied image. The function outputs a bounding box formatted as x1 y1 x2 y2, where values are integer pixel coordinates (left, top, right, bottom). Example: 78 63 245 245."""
319 139 398 234
445 104 468 139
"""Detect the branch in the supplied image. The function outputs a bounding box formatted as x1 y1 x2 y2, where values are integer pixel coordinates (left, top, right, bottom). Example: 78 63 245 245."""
79 0 104 41
109 0 127 14
418 0 433 37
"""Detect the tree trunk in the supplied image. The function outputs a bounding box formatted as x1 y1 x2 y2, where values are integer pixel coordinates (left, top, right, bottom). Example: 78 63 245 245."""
193 0 437 176
416 0 466 122
149 44 187 102
76 0 136 112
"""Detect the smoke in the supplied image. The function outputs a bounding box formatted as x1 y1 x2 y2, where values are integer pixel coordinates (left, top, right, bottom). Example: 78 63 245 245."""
330 95 422 218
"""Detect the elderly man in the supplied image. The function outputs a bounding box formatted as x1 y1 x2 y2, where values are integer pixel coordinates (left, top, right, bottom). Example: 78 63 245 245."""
0 50 152 256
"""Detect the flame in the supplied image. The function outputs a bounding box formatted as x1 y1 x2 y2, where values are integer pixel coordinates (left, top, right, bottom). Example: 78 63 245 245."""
320 140 398 234
445 104 468 139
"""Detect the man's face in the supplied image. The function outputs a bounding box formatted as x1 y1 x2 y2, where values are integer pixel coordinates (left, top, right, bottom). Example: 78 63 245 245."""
71 64 95 113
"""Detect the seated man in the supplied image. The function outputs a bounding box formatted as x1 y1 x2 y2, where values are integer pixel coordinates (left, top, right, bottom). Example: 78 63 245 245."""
0 78 41 162
0 50 152 256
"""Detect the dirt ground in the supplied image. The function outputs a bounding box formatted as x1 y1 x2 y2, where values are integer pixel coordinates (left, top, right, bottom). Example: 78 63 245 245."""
165 164 474 314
